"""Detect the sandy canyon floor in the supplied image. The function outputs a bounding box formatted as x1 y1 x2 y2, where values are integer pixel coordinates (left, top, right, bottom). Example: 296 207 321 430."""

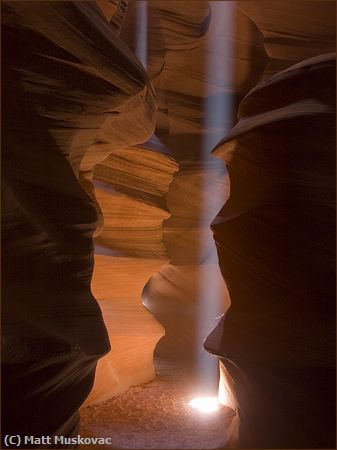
80 357 235 449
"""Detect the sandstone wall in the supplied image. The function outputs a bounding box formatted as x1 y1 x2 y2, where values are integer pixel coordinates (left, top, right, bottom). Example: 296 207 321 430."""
2 0 157 441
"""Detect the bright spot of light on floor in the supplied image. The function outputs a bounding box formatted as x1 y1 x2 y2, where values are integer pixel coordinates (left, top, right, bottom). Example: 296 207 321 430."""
188 397 220 413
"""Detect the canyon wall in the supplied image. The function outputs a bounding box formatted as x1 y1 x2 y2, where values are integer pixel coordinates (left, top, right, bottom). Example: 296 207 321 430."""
204 2 336 447
2 0 157 442
2 0 335 448
131 1 268 364
84 136 178 404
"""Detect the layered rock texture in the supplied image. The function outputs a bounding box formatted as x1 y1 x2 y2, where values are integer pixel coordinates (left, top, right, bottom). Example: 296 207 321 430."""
2 0 336 448
85 136 178 404
205 52 336 450
2 0 157 443
201 3 336 447
129 0 268 367
239 0 336 77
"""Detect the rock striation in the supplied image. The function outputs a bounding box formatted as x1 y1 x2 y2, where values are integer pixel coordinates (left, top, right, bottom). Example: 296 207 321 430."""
2 0 336 448
84 136 178 404
140 1 268 364
205 53 336 448
2 0 156 444
239 0 336 76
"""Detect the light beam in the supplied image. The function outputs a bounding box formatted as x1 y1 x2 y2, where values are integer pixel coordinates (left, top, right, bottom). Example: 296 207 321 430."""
196 1 235 396
135 0 148 69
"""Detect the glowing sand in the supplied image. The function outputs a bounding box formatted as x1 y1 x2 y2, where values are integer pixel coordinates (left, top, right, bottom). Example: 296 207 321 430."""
188 397 220 413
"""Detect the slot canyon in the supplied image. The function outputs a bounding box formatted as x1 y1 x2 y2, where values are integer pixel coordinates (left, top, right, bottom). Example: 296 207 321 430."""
1 1 336 449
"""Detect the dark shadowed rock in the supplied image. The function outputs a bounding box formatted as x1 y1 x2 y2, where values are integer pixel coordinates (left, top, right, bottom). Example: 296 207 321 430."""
205 54 336 448
2 0 155 445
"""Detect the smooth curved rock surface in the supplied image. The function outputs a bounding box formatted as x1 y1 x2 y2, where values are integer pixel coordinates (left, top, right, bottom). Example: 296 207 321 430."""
143 1 267 366
2 0 156 444
3 1 336 448
239 0 336 76
84 137 178 404
205 53 336 448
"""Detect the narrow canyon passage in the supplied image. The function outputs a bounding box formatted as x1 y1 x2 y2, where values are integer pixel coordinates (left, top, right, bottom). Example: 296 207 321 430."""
2 1 335 449
79 143 234 448
80 2 238 446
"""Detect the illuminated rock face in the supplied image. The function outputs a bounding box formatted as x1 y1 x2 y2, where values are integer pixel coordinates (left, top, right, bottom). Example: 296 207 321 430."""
84 137 178 404
2 0 156 441
239 0 336 76
2 0 336 448
205 54 336 448
134 1 268 364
